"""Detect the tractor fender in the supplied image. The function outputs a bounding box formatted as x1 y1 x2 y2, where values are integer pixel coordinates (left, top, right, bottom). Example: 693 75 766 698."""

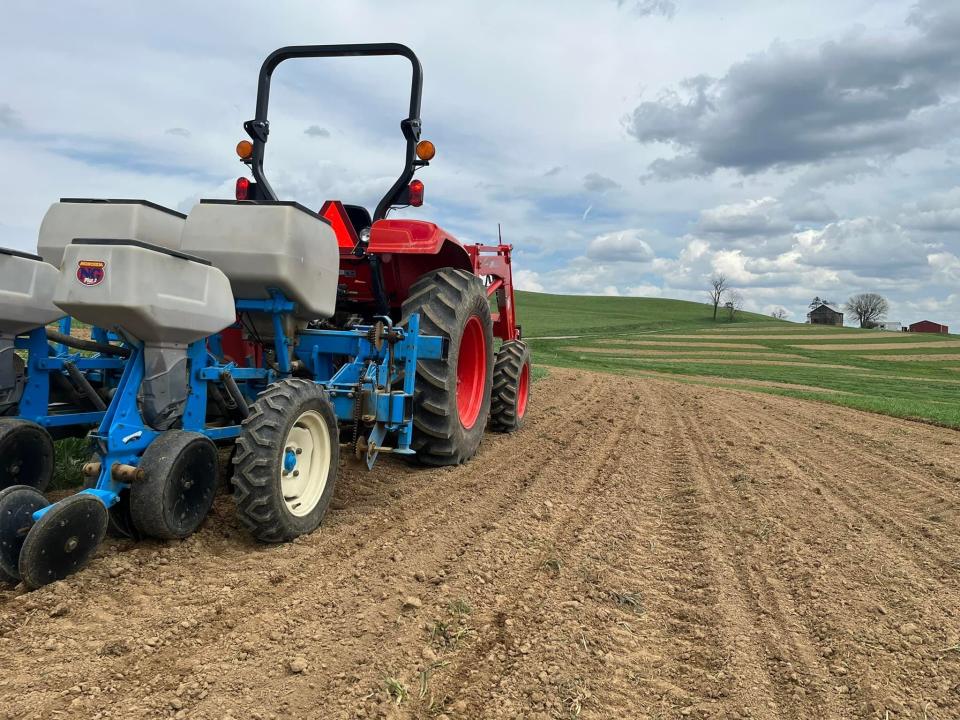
369 220 474 309
368 220 472 269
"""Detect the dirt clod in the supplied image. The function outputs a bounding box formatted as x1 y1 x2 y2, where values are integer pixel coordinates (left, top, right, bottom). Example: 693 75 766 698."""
401 595 422 610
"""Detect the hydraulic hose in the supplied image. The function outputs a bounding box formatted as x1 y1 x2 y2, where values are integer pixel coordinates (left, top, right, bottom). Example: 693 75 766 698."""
46 329 131 357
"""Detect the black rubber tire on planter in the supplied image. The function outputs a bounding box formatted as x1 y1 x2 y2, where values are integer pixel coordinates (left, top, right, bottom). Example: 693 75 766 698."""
231 378 339 543
130 431 219 540
0 419 55 492
401 268 495 466
489 340 532 433
0 484 48 582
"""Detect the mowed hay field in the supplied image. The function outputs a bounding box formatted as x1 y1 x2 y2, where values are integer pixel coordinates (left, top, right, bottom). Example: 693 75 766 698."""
521 291 960 428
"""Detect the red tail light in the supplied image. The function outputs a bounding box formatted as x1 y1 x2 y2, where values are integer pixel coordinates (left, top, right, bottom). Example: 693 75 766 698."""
235 177 250 201
408 179 424 207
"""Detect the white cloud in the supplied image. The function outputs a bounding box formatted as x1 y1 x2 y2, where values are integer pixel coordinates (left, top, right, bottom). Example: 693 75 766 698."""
698 197 792 236
586 230 655 263
899 186 960 232
0 1 956 330
793 218 929 275
514 268 545 292
583 172 621 193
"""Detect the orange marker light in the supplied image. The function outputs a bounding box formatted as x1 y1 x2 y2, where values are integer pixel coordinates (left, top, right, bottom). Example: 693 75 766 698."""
415 139 436 161
236 140 254 159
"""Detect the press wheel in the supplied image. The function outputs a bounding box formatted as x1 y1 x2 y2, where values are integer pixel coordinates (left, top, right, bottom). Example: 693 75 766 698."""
0 485 48 583
19 493 108 589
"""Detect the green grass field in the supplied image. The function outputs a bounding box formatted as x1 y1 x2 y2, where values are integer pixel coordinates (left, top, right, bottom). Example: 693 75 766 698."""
517 290 960 429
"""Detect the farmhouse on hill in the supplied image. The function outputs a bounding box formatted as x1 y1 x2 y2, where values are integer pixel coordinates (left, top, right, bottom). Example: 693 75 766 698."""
908 320 949 334
807 303 843 326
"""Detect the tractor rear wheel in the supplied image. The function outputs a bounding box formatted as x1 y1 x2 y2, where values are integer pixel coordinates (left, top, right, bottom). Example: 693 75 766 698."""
231 379 339 542
402 268 494 465
489 340 532 433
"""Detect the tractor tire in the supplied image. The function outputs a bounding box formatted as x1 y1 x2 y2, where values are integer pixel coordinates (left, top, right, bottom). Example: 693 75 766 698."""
489 340 532 433
401 268 494 465
130 431 219 540
231 379 339 543
0 419 54 492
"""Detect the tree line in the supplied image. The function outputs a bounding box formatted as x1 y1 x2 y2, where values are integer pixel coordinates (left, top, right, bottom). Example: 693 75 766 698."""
808 293 890 328
706 274 743 322
706 274 891 327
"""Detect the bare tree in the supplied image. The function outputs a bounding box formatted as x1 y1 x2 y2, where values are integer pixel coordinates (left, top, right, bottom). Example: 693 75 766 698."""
844 293 889 328
725 290 744 322
809 296 835 309
770 307 789 320
707 274 728 321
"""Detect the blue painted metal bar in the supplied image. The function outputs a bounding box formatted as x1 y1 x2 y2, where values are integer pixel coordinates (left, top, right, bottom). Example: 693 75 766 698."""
12 322 126 430
39 411 105 428
56 317 71 355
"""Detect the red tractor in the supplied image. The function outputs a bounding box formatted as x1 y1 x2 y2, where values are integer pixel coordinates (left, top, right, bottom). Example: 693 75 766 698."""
236 43 530 465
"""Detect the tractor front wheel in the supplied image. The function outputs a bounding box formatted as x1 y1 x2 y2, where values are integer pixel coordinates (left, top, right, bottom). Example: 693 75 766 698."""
402 268 494 465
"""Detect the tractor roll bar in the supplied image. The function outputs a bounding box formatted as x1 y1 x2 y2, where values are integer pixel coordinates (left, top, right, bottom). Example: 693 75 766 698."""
244 43 424 222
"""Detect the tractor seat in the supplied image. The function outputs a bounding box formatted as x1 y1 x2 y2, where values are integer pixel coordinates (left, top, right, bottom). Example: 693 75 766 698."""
343 204 372 235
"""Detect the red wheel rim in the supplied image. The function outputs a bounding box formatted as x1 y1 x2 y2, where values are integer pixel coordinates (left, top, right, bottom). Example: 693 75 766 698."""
517 361 530 419
456 316 486 429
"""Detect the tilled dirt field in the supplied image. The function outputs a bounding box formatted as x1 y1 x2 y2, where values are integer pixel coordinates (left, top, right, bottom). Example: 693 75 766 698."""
1 368 958 720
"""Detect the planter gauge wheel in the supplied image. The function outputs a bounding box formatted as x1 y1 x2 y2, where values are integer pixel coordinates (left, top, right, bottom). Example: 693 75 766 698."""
130 431 219 540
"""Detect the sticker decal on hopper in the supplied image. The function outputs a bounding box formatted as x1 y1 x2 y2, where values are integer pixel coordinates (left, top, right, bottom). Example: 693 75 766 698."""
77 260 105 286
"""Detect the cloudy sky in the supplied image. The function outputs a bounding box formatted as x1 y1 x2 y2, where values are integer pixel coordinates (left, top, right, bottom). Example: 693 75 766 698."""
3 0 959 327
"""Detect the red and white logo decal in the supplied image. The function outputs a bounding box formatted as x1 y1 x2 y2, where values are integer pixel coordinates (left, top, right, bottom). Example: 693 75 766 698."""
76 260 106 286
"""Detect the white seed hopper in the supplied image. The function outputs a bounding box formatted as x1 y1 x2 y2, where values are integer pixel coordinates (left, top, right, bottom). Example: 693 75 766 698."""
38 199 186 270
180 201 339 321
52 240 235 345
0 248 64 338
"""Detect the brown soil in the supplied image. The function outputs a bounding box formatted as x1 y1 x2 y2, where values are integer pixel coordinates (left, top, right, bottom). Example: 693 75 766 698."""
1 369 958 720
624 369 853 394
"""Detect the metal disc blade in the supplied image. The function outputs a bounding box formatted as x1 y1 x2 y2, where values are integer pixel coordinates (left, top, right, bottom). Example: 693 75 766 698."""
84 473 139 540
19 493 108 590
107 492 140 540
0 485 48 582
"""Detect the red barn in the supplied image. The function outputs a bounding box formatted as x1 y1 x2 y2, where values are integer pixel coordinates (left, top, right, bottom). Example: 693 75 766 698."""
908 320 949 334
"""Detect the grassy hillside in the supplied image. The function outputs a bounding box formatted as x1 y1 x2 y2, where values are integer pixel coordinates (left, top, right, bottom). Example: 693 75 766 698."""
517 291 775 337
517 291 960 429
